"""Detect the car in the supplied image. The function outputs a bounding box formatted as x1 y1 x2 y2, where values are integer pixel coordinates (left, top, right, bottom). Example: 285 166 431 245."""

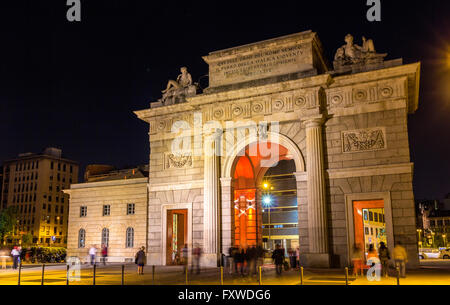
439 248 450 259
418 248 441 259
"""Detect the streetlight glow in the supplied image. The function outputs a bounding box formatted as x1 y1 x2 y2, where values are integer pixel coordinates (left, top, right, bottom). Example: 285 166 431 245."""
263 195 272 206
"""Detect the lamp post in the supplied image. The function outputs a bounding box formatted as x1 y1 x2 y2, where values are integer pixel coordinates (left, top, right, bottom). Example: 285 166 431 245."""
263 196 272 250
417 229 422 248
431 231 436 248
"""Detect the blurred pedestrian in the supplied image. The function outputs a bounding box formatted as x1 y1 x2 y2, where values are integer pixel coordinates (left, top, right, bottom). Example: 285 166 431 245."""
181 244 188 274
288 248 296 269
230 246 239 274
135 246 146 275
272 244 284 276
235 247 244 276
256 245 264 272
367 244 378 266
101 244 108 266
191 245 202 274
393 241 408 278
295 247 300 269
247 245 257 276
89 245 97 266
11 246 20 269
352 244 363 276
378 242 390 278
17 246 22 266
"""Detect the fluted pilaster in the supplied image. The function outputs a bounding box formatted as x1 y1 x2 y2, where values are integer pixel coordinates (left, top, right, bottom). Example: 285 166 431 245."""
305 117 329 254
203 140 220 255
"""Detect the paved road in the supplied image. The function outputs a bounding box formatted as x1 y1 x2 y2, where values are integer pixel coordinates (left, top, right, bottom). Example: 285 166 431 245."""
0 262 448 285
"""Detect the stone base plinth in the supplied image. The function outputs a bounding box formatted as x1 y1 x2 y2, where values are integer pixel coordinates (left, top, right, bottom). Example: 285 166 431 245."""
300 253 331 268
147 253 162 266
201 253 219 268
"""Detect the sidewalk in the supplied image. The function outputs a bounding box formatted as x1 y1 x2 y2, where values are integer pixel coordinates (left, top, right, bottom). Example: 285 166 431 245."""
0 263 448 285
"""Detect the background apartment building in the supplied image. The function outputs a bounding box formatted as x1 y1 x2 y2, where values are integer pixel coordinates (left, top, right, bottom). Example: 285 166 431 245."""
0 147 79 246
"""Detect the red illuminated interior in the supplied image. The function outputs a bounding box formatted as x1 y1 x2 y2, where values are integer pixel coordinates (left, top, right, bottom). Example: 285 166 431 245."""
232 142 292 248
353 200 385 254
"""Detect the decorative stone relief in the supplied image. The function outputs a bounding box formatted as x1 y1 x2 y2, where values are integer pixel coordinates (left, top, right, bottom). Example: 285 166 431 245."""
342 127 386 153
164 153 193 169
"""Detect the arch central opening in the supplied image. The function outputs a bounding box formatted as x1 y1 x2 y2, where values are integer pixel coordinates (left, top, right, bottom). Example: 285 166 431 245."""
231 142 299 255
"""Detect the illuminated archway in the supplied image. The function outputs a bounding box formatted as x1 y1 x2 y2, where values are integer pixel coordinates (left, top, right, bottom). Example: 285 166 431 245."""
227 137 302 249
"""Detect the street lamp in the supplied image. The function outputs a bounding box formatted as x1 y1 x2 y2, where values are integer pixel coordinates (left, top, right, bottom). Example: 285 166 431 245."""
263 195 272 250
417 229 422 247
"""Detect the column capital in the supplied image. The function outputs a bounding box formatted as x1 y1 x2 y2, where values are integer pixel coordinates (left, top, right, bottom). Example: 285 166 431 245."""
220 177 232 187
302 115 325 128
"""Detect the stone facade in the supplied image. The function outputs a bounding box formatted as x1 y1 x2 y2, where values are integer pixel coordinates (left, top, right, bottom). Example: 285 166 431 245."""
65 177 148 263
135 31 421 268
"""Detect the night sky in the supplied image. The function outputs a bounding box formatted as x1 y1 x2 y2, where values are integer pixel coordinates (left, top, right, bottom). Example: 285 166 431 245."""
1 1 449 200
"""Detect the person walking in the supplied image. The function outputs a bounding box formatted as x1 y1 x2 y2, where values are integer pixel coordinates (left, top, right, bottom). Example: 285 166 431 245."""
378 242 390 278
393 241 408 278
272 244 285 276
191 245 202 274
101 244 108 266
295 247 300 270
181 244 189 274
256 245 265 273
135 246 146 275
11 246 20 270
89 245 97 266
367 244 378 266
247 245 257 277
351 244 363 276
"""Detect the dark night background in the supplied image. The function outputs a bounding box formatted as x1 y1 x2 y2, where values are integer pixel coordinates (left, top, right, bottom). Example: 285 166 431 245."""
0 0 449 200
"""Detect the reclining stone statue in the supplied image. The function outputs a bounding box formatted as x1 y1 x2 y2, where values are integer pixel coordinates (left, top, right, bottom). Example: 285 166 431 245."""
333 34 386 70
157 67 197 106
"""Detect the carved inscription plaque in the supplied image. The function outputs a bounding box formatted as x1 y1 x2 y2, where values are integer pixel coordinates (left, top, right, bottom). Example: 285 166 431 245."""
203 32 321 88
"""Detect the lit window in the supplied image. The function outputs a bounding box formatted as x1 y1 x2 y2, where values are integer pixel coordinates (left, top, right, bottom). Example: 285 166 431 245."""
101 228 109 247
127 203 135 215
78 229 86 248
126 227 134 248
80 206 87 217
103 205 111 216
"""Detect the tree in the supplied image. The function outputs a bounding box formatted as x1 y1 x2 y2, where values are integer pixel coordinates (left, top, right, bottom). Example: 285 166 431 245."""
0 207 16 245
21 233 33 247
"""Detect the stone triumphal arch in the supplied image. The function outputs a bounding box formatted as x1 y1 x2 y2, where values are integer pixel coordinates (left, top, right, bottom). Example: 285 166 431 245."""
135 31 421 268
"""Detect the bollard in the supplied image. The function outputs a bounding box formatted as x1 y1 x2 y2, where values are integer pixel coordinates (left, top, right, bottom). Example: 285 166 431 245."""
66 264 70 285
300 267 304 286
122 265 125 285
259 266 262 285
345 267 349 286
152 265 155 285
185 265 188 285
93 264 96 286
41 264 45 285
220 266 224 285
18 262 22 286
396 266 400 285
